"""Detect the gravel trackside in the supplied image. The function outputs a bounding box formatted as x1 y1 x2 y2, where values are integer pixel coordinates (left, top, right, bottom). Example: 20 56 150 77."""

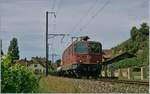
38 75 149 93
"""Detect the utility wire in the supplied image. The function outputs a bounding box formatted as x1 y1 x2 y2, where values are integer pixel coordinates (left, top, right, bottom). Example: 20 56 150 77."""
52 0 56 11
56 0 63 14
65 0 98 46
68 0 99 35
50 0 57 33
65 0 110 48
48 0 56 59
49 0 67 60
79 0 110 31
55 0 63 33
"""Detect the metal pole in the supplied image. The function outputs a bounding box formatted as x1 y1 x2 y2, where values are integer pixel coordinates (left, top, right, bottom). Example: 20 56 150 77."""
0 39 2 53
46 11 49 76
0 39 2 61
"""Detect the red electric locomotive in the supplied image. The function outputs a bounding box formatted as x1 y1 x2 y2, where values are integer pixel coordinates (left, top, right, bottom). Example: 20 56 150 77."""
57 36 102 78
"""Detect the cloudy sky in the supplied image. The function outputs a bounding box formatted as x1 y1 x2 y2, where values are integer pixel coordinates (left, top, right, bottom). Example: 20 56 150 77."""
0 0 148 60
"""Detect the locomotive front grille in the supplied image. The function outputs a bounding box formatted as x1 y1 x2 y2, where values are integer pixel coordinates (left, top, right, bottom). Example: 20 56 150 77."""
77 54 101 64
75 64 101 76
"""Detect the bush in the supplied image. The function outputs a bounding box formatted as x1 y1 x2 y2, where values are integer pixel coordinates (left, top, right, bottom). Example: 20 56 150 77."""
111 22 149 65
1 55 39 93
110 57 143 70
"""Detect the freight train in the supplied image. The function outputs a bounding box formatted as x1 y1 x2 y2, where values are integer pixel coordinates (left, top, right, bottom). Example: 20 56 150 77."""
57 36 102 78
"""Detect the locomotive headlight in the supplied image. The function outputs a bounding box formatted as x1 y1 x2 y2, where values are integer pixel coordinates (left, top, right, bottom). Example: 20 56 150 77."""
79 60 82 62
97 61 99 63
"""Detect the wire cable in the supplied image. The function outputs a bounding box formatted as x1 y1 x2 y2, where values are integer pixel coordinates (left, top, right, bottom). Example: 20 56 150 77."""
52 0 56 11
64 0 110 50
68 0 99 35
56 0 63 14
54 0 63 33
79 0 110 31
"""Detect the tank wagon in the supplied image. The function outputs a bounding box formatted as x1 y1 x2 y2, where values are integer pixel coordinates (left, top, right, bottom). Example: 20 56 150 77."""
57 36 102 78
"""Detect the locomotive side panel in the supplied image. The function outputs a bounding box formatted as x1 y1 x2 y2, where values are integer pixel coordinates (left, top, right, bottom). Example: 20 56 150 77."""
60 41 103 77
62 41 103 65
62 44 76 66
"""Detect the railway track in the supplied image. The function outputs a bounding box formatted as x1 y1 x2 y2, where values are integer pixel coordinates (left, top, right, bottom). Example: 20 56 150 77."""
97 79 149 86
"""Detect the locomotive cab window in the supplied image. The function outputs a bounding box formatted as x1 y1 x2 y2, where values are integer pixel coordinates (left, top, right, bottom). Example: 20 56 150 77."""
89 42 101 54
75 42 88 54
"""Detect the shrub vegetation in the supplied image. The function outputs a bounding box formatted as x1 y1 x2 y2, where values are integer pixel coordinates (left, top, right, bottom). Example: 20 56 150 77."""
111 23 149 67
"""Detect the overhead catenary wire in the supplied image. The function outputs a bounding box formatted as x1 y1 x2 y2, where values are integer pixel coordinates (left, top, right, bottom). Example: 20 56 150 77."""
51 0 62 12
49 0 111 57
63 0 110 50
65 0 110 47
52 0 70 47
49 0 57 34
54 0 63 33
68 0 99 35
56 0 63 14
51 0 56 11
47 0 57 62
79 0 110 31
50 0 66 48
49 0 64 34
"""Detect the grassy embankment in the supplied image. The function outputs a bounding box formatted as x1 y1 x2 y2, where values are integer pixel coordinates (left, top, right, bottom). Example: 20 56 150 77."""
38 75 148 93
38 76 80 93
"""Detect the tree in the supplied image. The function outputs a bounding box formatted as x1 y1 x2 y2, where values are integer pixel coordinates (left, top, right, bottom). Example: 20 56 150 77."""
56 59 61 67
130 26 138 41
1 54 39 93
111 22 149 67
8 38 19 61
140 23 149 35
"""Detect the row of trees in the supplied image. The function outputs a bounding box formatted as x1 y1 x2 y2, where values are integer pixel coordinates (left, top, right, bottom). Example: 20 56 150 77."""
1 38 39 93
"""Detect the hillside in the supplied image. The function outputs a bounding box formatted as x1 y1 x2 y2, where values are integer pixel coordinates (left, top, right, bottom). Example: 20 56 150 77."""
111 23 149 67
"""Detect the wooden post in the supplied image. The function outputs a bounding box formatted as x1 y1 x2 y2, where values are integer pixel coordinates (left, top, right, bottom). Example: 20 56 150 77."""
110 69 114 77
102 65 105 77
127 68 131 80
118 69 122 78
141 67 144 80
104 65 108 77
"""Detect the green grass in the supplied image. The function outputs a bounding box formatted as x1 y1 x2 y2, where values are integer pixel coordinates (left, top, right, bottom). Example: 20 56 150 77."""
38 75 81 93
38 75 149 93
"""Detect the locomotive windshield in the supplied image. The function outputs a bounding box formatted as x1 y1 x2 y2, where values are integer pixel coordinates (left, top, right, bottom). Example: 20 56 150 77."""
89 42 101 54
75 42 88 54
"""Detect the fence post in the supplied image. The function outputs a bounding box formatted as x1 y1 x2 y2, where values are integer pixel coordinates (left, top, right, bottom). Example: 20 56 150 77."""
141 67 144 80
118 69 121 78
104 65 108 77
127 67 132 80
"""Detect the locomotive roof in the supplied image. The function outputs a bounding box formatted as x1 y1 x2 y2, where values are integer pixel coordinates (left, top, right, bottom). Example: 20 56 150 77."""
73 41 102 46
63 40 102 55
74 40 101 43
